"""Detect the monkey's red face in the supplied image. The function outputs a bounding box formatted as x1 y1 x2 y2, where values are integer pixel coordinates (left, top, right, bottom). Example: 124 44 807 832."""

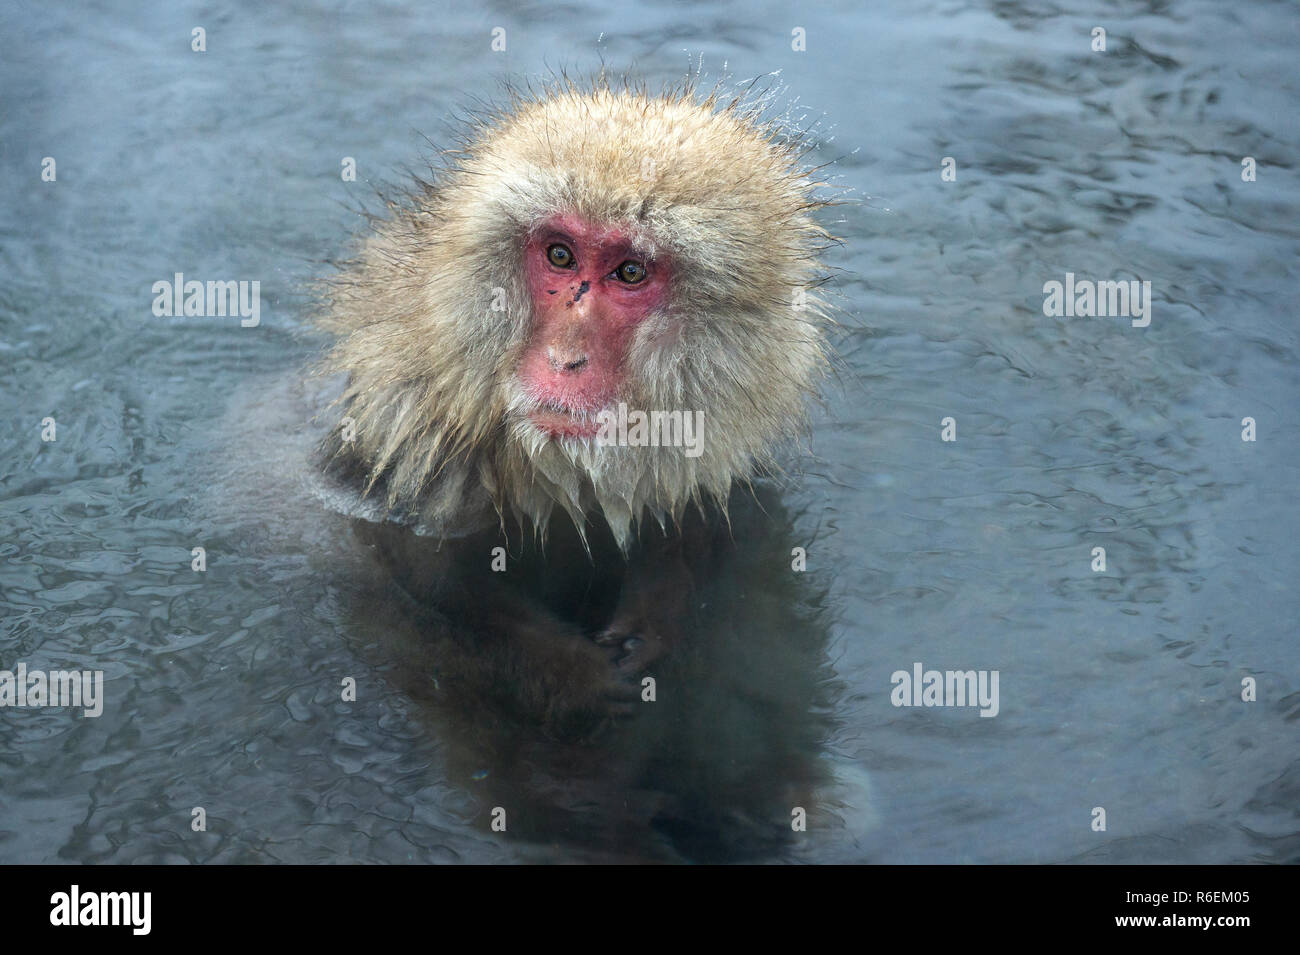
517 216 672 439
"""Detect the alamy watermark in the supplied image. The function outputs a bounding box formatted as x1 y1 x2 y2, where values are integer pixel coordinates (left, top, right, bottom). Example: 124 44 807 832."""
1042 272 1151 327
890 662 999 717
0 663 104 717
50 885 150 935
595 402 704 457
151 272 260 327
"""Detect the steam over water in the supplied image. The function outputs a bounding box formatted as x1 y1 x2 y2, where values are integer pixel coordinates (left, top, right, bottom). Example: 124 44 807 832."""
1 0 1297 863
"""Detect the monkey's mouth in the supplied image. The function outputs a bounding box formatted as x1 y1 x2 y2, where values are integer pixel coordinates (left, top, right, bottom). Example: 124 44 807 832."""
529 404 601 439
530 405 600 439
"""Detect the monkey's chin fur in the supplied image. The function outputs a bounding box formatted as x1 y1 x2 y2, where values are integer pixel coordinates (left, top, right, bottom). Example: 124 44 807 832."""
500 385 737 551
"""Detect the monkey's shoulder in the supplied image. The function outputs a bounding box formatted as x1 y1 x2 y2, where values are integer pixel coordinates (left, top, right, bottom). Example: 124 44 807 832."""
313 423 497 539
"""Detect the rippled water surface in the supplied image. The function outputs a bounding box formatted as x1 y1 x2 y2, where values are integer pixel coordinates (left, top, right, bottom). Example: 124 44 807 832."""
2 0 1297 863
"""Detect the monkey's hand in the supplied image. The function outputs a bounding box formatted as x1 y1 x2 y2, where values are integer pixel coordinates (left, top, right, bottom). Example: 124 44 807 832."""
593 544 695 674
474 598 644 733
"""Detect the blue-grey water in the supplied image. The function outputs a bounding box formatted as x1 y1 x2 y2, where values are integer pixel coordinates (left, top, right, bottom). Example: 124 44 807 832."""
1 0 1297 863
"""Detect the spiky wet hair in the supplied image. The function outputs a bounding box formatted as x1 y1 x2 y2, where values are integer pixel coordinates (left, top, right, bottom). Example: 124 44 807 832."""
316 74 835 549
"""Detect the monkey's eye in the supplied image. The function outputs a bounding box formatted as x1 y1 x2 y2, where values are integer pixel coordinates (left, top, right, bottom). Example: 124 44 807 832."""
613 261 647 284
546 244 575 268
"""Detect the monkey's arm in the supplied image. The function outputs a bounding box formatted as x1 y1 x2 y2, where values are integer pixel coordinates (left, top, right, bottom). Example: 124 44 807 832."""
594 512 720 670
353 517 639 733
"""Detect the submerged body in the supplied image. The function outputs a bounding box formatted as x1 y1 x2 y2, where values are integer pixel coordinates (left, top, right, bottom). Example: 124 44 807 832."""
316 77 835 729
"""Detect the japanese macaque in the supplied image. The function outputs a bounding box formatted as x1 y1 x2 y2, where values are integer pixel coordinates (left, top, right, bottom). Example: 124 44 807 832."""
316 77 835 734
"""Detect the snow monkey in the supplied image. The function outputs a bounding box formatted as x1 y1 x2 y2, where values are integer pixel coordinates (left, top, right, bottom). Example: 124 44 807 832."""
316 76 835 733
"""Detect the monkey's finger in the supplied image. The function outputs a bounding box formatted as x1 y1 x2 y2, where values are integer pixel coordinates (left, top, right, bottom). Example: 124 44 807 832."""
592 627 630 647
599 676 642 717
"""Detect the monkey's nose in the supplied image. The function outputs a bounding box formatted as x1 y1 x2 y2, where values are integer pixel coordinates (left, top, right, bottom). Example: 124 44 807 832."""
546 347 588 373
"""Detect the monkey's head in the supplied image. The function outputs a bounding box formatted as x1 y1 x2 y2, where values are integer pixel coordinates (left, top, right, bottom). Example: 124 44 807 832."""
320 78 834 547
